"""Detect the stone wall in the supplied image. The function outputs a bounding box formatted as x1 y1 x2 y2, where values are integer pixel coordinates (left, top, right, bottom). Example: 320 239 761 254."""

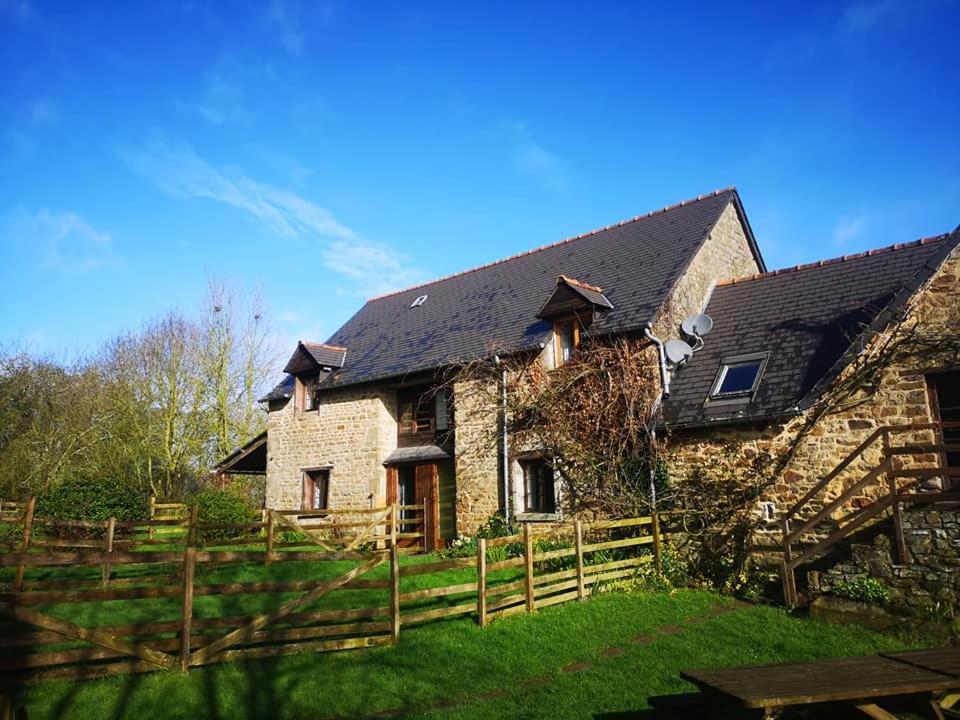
265 386 397 510
809 507 960 615
667 243 960 539
657 201 761 335
452 376 501 535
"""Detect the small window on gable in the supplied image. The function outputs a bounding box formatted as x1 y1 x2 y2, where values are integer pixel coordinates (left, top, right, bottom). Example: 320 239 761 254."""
297 375 319 412
410 294 428 308
709 353 768 401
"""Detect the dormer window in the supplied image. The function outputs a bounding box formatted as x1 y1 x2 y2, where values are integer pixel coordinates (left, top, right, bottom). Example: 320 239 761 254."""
554 318 580 366
296 375 319 412
410 295 428 308
709 352 768 402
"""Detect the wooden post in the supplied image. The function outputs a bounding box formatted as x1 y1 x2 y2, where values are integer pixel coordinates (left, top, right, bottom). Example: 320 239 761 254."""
574 520 585 601
652 512 663 574
265 511 276 565
478 538 488 625
888 474 909 564
390 506 401 643
187 504 199 547
781 517 797 606
179 546 196 673
523 523 536 613
102 517 116 587
13 495 36 592
148 495 156 542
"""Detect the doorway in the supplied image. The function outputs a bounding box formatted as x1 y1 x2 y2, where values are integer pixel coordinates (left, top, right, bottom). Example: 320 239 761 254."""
387 462 441 551
928 371 960 490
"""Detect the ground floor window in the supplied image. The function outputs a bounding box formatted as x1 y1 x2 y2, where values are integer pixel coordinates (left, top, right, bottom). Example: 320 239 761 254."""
522 458 556 513
302 468 330 510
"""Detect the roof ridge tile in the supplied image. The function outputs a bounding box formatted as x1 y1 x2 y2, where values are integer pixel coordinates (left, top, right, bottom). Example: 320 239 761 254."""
714 234 948 287
366 187 737 301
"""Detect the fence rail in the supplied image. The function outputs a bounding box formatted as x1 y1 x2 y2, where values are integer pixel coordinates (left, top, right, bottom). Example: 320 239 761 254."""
0 505 673 685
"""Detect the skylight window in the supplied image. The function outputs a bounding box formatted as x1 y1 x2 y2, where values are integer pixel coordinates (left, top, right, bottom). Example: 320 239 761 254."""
709 353 768 401
410 294 428 308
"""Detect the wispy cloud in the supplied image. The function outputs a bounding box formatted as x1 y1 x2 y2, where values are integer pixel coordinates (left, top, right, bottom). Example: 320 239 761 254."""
8 208 116 271
122 136 423 296
122 136 354 241
196 77 248 125
833 213 867 246
269 0 304 55
503 122 569 192
840 0 902 31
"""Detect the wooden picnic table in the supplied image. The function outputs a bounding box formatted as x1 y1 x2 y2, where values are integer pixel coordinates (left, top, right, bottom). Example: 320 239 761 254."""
680 648 960 718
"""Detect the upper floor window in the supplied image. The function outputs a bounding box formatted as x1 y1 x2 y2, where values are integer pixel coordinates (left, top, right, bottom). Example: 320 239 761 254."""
709 352 768 401
296 375 319 412
522 458 556 514
553 318 581 367
398 386 452 438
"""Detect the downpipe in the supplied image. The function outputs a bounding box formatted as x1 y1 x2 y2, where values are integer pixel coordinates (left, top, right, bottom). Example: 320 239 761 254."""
643 324 670 512
494 355 511 524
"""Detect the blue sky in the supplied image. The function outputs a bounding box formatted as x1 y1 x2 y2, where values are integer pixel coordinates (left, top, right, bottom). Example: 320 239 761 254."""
1 0 958 362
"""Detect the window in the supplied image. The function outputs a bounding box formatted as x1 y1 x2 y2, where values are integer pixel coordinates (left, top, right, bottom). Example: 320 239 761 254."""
522 459 556 514
410 294 428 308
709 353 768 401
302 468 330 510
399 388 435 434
553 318 580 366
759 501 777 522
296 375 318 412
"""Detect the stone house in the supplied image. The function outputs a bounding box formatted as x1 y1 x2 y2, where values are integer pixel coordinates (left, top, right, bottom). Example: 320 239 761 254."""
217 188 959 571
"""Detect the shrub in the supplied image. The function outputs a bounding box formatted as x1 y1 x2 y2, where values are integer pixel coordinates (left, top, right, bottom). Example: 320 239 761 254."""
192 489 256 542
830 577 890 604
37 477 148 523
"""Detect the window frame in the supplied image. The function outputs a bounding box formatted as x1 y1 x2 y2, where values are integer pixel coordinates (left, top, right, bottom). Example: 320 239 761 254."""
553 317 581 367
296 374 319 413
521 457 557 514
707 352 769 404
301 467 331 511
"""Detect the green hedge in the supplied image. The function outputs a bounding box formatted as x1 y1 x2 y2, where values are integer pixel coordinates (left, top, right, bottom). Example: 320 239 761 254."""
192 489 256 541
36 477 148 522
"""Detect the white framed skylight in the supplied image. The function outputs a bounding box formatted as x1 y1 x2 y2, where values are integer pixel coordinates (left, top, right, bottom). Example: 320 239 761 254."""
410 294 428 308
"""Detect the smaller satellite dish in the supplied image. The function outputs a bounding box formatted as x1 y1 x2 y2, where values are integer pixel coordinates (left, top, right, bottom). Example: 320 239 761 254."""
664 339 694 366
681 313 714 339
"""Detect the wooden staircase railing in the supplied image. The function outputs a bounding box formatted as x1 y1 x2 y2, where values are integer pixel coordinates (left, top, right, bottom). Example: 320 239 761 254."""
781 421 960 606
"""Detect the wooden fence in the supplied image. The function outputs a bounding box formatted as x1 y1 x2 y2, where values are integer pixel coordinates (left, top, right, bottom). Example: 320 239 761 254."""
0 507 671 685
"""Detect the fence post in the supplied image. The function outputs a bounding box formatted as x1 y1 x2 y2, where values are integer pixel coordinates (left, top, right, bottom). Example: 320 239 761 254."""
478 538 488 625
179 546 196 673
265 511 276 566
523 523 536 614
888 474 909 564
14 495 36 593
187 504 199 547
574 520 585 600
102 517 116 587
390 506 401 643
148 495 156 542
652 512 663 574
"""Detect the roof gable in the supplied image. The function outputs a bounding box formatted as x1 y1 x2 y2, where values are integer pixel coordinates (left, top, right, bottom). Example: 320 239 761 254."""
536 275 614 320
317 189 743 389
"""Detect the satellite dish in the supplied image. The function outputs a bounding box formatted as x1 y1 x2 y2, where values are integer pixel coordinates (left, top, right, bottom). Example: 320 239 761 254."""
664 339 694 366
681 313 713 339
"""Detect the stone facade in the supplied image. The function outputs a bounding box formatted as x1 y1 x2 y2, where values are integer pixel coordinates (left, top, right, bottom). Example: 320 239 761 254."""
809 507 960 615
452 377 501 535
265 385 396 510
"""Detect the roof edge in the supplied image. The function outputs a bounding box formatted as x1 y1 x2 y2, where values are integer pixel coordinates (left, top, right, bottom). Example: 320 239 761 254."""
364 187 739 302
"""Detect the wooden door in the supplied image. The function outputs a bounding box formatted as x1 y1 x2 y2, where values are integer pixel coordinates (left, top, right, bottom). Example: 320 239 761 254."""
415 463 440 552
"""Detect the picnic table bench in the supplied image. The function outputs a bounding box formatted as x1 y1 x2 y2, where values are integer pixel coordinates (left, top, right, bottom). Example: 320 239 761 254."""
676 647 960 719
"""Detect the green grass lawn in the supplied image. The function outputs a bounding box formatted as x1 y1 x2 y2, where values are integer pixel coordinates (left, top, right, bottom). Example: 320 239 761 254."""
11 588 922 720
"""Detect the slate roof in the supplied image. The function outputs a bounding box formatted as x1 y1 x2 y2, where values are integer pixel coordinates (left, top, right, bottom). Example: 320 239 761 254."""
307 188 759 390
663 230 960 429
